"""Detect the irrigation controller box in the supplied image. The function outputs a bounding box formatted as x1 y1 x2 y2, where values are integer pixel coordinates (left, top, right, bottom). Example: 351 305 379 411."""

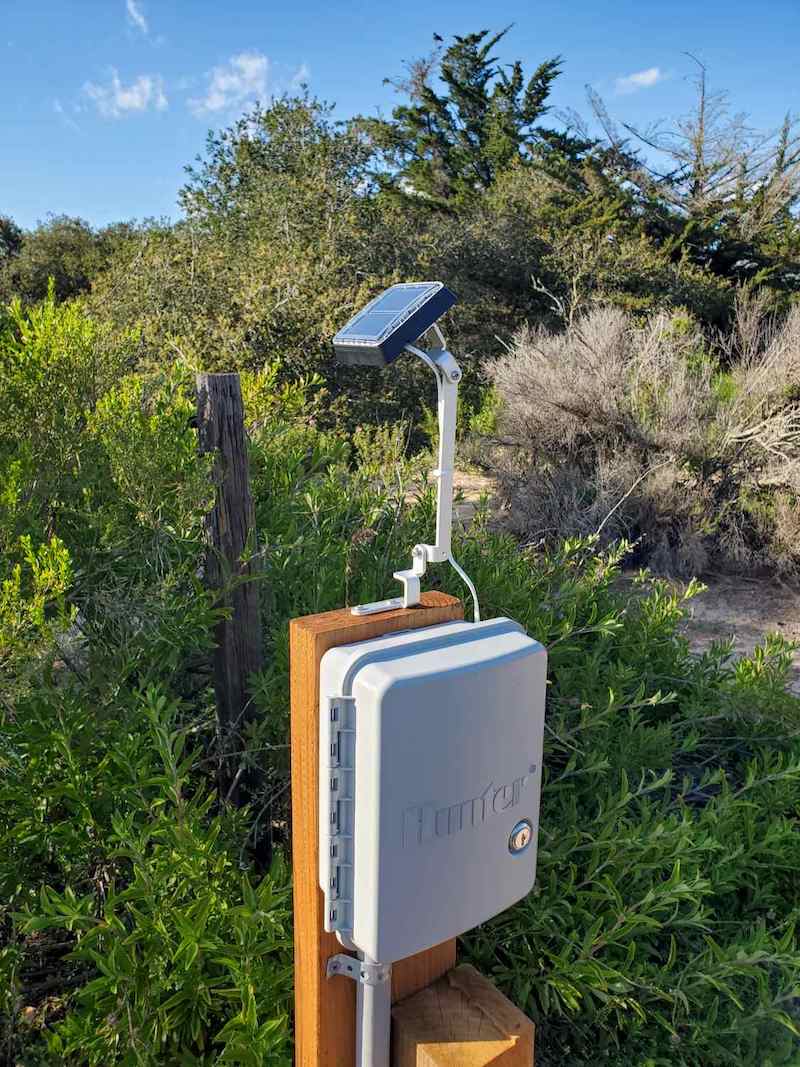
319 617 547 963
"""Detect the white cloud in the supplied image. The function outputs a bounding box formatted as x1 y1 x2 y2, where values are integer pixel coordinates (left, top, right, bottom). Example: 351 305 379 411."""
126 0 148 35
614 67 665 95
53 98 64 114
84 70 167 118
289 62 310 90
188 51 268 115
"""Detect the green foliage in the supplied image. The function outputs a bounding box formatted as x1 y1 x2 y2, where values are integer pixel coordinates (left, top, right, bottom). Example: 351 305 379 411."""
2 28 800 1064
1 319 799 1063
86 30 790 432
362 28 564 210
467 385 501 436
0 535 74 700
482 164 732 325
0 215 137 304
2 684 293 1065
0 303 313 1063
589 63 800 303
0 287 135 550
90 98 434 425
89 366 211 535
419 385 500 454
19 689 292 1067
3 31 799 439
434 537 800 1065
0 215 23 260
245 392 800 1065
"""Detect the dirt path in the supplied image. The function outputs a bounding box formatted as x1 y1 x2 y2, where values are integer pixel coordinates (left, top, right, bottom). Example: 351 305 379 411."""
451 472 800 694
678 575 800 694
453 471 497 524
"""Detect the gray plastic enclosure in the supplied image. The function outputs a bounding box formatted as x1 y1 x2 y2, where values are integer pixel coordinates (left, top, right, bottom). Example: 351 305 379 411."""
319 618 547 963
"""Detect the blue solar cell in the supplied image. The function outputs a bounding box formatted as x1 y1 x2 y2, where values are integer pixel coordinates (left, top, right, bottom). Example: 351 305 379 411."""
337 311 396 340
369 284 433 313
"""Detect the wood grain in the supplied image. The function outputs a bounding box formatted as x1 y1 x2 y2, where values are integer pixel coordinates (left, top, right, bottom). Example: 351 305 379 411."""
392 964 534 1067
196 372 263 804
290 592 462 1067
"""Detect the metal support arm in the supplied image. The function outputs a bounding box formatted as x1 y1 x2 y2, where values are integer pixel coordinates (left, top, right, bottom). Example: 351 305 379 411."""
413 346 460 564
350 334 480 622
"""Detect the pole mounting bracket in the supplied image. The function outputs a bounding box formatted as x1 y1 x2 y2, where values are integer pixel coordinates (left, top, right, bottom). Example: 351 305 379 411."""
327 954 391 987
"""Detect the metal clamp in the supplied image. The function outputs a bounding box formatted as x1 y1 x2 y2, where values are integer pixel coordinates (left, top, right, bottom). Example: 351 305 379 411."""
392 567 421 608
327 954 391 987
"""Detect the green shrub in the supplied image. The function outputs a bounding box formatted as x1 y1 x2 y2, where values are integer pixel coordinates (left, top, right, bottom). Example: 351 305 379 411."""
0 216 135 305
0 536 74 698
3 687 292 1066
88 366 211 537
0 288 136 552
1 293 799 1066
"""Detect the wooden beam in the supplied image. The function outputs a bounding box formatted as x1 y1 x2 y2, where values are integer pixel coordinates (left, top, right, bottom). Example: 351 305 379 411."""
392 964 535 1067
290 592 462 1067
196 372 263 804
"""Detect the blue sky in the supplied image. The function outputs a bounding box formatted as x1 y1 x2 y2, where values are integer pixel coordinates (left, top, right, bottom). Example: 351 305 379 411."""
2 0 799 230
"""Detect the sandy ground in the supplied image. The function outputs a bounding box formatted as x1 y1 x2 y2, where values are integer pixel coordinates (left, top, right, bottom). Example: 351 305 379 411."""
678 574 800 694
453 471 497 524
451 472 800 695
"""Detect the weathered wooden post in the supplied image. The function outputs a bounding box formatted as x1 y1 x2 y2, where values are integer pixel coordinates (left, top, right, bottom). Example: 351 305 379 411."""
197 372 263 804
289 593 536 1066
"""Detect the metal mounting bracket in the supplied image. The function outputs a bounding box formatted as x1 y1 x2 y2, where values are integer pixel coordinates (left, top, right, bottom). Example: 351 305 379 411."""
350 342 461 617
327 954 391 987
392 567 421 608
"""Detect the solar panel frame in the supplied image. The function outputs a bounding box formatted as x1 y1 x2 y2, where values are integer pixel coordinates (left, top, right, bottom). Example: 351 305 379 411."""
332 282 457 366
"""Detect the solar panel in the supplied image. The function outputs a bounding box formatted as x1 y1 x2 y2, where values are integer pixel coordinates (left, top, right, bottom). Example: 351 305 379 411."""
332 282 457 366
369 284 433 313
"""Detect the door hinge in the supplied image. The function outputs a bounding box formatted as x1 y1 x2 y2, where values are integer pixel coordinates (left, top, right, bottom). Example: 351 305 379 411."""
322 696 355 937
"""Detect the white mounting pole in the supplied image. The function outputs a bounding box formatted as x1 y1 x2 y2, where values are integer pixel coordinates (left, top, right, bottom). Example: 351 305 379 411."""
356 954 392 1067
420 346 459 564
327 953 392 1067
392 344 460 593
351 334 480 623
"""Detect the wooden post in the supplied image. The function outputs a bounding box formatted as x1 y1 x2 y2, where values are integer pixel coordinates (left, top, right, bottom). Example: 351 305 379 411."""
392 965 535 1066
197 372 263 803
290 593 462 1067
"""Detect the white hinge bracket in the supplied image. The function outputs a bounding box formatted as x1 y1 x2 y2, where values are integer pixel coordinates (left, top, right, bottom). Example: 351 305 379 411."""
322 696 355 937
327 954 391 986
